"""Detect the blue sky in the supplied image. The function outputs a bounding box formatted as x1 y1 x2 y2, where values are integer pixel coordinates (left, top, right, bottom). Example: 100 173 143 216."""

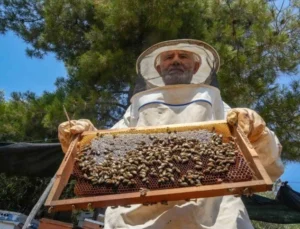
0 32 67 99
280 162 300 192
0 32 299 192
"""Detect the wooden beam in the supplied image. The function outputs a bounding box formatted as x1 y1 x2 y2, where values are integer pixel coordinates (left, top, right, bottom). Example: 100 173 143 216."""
48 180 270 212
45 136 79 206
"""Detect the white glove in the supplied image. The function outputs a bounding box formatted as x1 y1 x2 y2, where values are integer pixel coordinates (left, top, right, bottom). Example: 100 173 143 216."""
227 108 284 181
58 119 97 153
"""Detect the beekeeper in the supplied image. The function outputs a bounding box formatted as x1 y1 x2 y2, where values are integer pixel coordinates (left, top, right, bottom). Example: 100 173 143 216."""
58 39 284 229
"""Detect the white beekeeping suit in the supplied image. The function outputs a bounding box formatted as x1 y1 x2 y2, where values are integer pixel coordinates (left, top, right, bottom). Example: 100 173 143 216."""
58 39 284 229
103 39 284 229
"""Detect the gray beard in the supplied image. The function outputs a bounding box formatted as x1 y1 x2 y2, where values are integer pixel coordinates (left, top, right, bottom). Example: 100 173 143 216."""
161 71 194 85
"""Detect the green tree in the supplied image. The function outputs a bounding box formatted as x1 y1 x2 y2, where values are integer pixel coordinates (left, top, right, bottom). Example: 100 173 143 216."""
0 173 50 214
0 90 62 142
1 0 299 154
256 80 300 161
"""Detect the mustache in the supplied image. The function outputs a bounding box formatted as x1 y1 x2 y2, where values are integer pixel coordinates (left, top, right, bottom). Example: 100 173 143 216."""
168 66 185 72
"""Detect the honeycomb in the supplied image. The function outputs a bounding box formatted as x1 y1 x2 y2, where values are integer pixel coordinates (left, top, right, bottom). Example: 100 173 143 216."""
72 130 253 196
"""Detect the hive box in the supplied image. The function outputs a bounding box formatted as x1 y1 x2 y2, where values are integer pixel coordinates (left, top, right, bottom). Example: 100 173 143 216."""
0 210 39 229
38 218 72 229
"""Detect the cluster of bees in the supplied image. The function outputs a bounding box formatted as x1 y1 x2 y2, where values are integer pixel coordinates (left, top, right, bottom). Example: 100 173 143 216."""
75 131 238 189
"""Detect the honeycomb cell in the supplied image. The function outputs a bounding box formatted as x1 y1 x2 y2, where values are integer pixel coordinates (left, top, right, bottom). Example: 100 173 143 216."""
72 130 253 197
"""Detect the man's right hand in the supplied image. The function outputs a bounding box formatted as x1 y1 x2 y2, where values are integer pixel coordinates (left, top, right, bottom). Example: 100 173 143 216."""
58 119 97 153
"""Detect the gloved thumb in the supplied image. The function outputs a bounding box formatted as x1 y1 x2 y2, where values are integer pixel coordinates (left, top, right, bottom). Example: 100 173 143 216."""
70 125 86 134
70 119 97 134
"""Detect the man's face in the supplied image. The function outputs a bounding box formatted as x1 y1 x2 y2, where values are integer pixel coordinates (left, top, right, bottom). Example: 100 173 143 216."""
156 50 200 85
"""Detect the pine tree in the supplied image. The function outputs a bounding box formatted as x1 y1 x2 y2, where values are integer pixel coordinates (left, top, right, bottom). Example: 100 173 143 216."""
0 0 299 159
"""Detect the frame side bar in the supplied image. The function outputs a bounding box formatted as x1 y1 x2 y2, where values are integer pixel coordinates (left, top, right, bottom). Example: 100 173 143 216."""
45 136 79 206
234 126 273 186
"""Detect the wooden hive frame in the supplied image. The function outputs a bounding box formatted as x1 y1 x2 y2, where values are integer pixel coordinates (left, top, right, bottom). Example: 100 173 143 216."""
45 121 273 212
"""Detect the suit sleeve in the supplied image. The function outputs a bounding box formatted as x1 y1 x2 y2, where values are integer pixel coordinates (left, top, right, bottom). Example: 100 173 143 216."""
111 106 132 129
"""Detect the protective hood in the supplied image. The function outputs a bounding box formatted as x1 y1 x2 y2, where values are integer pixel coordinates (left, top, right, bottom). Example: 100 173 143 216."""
135 39 220 89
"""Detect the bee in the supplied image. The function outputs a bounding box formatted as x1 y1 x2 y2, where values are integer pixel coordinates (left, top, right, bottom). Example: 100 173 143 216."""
216 178 223 184
182 158 189 163
174 167 181 174
194 165 202 170
179 182 188 187
207 162 214 167
188 180 195 185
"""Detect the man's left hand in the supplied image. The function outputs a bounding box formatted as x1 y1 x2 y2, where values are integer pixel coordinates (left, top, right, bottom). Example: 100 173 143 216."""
227 108 284 181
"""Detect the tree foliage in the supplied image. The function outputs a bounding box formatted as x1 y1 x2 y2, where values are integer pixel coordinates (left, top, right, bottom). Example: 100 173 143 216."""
256 80 300 161
0 0 299 158
0 90 60 142
0 173 50 214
